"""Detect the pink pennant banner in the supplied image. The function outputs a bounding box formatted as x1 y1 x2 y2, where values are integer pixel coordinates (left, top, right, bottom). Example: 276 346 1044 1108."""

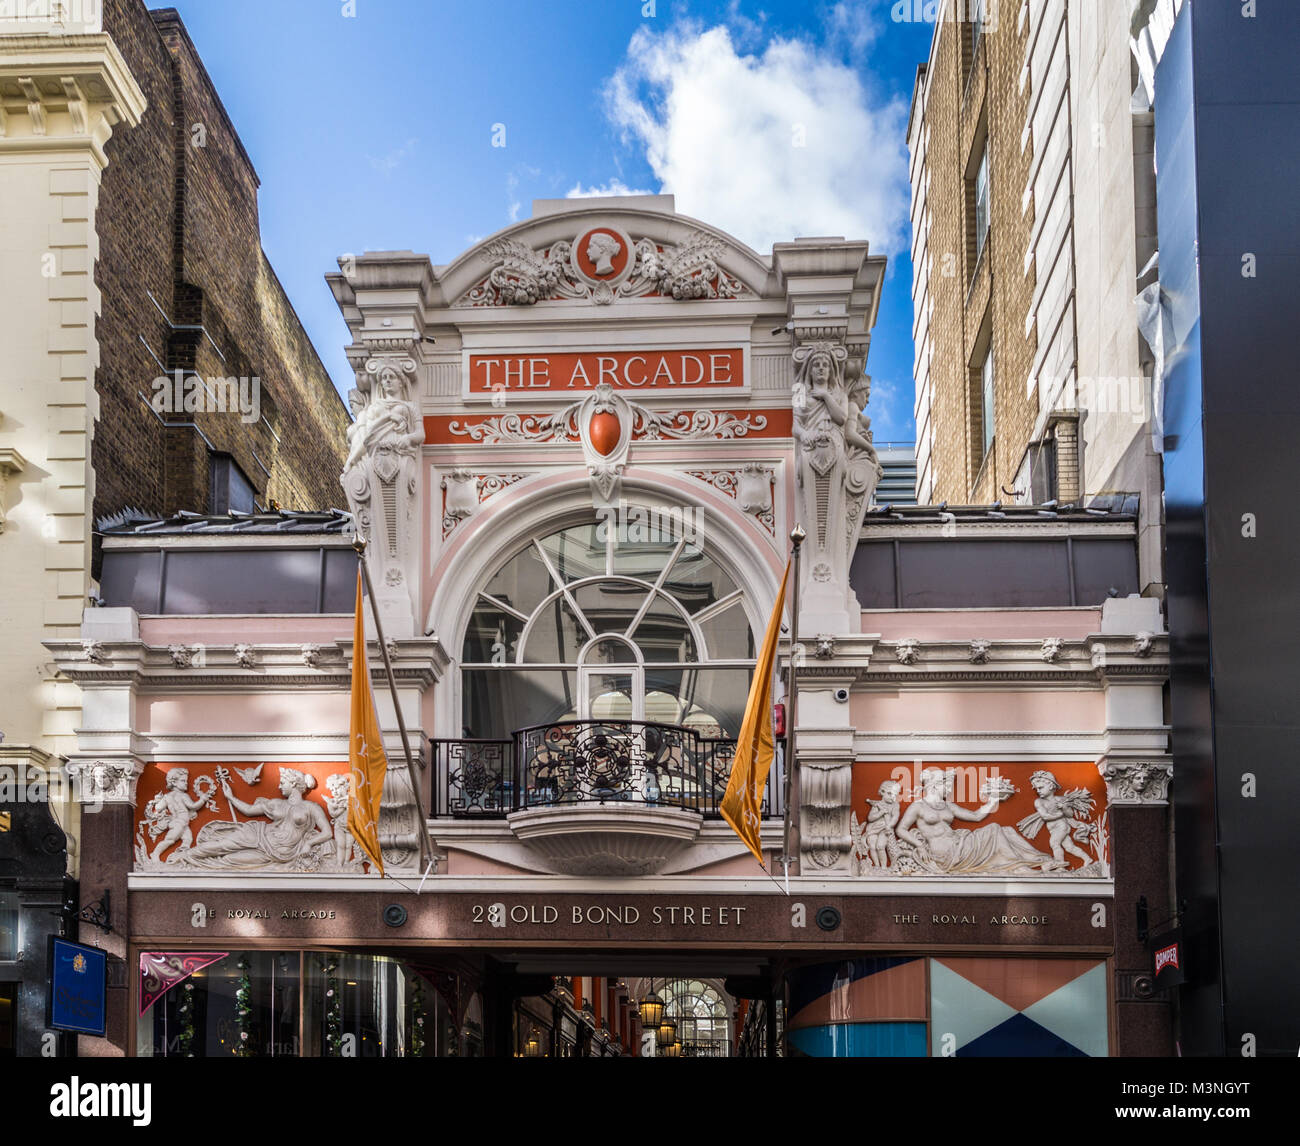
139 951 229 1015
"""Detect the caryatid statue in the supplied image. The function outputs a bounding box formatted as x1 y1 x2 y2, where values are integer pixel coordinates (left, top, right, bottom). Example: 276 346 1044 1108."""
790 339 882 630
341 348 424 635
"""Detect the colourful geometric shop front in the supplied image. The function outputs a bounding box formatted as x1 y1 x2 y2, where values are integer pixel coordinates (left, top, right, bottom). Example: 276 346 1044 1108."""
51 195 1172 1057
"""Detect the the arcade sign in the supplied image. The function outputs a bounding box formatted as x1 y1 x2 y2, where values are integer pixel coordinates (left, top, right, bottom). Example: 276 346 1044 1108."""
467 348 744 393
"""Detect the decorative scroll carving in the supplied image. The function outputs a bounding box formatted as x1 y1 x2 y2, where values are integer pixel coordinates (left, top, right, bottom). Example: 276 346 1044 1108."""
441 471 528 538
791 341 882 625
447 398 767 446
684 464 776 534
456 229 749 307
799 760 854 872
1098 760 1173 806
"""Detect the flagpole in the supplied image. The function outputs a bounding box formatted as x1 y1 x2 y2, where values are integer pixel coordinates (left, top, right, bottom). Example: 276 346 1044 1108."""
780 524 805 882
352 536 435 867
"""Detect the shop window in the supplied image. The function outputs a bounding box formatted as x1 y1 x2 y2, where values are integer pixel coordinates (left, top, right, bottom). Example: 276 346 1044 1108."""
136 950 459 1058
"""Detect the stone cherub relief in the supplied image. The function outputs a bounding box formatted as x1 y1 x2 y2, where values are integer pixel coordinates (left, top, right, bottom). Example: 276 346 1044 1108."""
849 768 1109 877
135 766 367 873
790 341 883 595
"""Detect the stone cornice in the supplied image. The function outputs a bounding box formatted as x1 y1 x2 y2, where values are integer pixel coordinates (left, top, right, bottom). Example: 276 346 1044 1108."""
792 634 1168 686
0 33 147 165
860 520 1137 540
44 639 444 690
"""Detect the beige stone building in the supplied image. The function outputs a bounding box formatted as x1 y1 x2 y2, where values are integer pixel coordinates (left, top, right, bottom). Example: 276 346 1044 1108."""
908 0 1163 594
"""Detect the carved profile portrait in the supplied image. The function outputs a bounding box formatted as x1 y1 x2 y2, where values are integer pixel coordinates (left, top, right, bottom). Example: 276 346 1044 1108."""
585 231 623 276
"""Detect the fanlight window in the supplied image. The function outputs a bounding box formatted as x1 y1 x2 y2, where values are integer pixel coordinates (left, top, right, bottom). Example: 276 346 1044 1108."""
662 979 731 1056
461 519 756 739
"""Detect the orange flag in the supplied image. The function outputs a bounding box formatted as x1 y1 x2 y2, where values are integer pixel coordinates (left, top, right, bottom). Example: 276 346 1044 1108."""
720 559 791 867
348 569 387 875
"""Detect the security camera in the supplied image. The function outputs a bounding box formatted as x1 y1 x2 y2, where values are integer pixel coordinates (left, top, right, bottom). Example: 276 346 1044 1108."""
832 687 850 704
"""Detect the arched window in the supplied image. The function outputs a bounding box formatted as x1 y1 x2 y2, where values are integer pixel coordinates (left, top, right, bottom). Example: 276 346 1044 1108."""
662 979 731 1057
460 517 756 739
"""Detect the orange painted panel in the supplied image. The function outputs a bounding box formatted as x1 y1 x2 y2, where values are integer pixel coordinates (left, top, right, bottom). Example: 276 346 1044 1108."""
850 761 1110 875
134 761 346 866
467 348 744 393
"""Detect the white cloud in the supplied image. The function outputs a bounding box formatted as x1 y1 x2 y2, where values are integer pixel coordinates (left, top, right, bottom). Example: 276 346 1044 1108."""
823 1 881 60
368 137 418 175
566 178 656 199
602 20 910 255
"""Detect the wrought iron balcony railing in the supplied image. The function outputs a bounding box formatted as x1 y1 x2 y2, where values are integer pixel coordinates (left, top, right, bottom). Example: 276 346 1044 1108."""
432 720 773 820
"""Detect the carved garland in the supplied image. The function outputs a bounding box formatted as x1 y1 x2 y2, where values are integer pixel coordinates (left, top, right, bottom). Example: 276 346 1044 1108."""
447 403 767 445
456 230 748 307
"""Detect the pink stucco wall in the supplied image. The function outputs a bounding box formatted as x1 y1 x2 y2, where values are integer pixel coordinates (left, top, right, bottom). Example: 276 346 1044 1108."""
140 691 349 734
850 688 1104 731
860 608 1102 640
140 615 351 645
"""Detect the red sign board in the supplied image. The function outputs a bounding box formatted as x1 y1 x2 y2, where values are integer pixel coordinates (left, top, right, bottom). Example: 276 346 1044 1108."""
468 348 744 393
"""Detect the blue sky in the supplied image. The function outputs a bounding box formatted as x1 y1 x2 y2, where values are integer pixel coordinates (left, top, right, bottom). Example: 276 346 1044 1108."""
169 0 934 443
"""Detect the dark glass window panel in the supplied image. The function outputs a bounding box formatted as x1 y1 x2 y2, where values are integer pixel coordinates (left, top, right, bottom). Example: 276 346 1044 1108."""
461 668 577 739
538 524 606 583
481 543 557 617
897 539 1070 608
570 579 646 635
161 550 321 614
521 598 587 663
696 599 755 659
99 549 164 613
661 543 738 615
1071 539 1139 604
629 594 697 662
850 542 898 609
0 892 16 961
462 600 525 663
321 548 359 612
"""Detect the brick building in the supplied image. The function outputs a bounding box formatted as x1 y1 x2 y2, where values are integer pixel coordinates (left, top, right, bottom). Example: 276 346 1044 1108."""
94 1 351 537
908 0 1163 594
0 1 348 1055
